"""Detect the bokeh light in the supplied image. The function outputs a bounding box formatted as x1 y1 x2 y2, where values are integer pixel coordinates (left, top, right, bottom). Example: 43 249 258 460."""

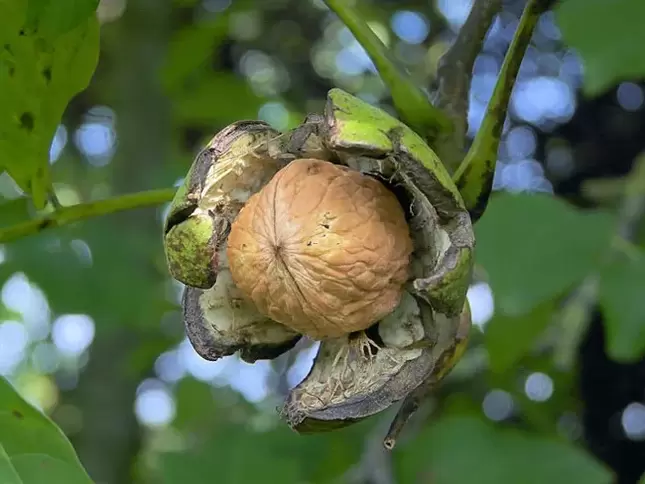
0 321 29 375
524 372 554 402
2 273 50 341
391 11 430 45
621 402 645 441
467 282 494 327
482 389 514 421
51 315 96 358
616 82 644 112
135 378 177 427
74 106 118 166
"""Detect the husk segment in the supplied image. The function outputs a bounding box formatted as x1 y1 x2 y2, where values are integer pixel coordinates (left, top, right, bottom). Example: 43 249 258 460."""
279 90 474 430
165 89 475 432
166 121 302 362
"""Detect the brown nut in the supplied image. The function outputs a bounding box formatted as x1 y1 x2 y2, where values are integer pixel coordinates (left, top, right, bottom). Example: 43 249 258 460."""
226 158 414 339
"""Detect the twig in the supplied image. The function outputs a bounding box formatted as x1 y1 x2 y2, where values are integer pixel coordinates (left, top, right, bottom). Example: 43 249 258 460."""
323 0 453 140
454 0 549 221
47 189 63 210
0 188 175 243
382 0 552 448
383 311 470 450
382 397 422 450
433 0 502 170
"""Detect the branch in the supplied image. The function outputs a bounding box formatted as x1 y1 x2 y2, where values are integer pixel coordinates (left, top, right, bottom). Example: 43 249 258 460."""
433 0 502 170
382 0 552 448
383 313 471 450
0 188 175 243
455 0 549 222
323 0 453 140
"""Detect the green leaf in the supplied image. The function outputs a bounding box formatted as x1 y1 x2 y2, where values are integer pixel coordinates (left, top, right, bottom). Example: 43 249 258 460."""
162 18 229 92
160 420 367 484
0 197 31 227
475 193 614 316
27 0 99 39
173 73 263 124
161 424 302 484
0 445 21 484
485 301 555 373
396 415 613 484
0 204 175 327
164 380 365 484
0 0 99 208
322 0 452 140
556 0 645 97
0 377 93 483
599 255 645 362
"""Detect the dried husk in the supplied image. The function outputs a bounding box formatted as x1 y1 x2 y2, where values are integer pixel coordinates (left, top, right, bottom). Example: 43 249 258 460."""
165 89 475 431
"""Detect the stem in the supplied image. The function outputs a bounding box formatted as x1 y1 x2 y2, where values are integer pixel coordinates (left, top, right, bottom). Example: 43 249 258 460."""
383 397 421 450
383 303 471 449
433 0 502 171
323 0 453 140
455 0 549 222
0 188 175 243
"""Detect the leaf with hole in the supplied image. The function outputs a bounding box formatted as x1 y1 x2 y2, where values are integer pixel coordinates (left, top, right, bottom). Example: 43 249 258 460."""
0 0 99 208
26 0 99 39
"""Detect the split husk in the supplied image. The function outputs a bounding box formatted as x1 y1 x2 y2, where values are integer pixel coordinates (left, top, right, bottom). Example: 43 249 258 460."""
163 88 474 437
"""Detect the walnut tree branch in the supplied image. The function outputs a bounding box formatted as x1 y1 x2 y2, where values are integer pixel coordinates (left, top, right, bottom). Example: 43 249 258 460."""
383 0 552 449
0 188 175 244
432 0 502 171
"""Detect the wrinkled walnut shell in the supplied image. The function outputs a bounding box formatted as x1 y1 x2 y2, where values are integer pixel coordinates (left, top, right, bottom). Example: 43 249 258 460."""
226 158 413 340
164 88 475 444
166 121 302 362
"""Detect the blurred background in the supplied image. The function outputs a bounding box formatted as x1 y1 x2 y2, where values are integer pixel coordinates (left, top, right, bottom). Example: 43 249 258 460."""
1 0 644 483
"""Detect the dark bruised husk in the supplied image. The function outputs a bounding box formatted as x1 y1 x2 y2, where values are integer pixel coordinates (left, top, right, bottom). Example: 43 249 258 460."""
169 120 301 361
183 285 300 363
280 295 470 432
164 120 280 238
169 89 475 435
163 121 283 289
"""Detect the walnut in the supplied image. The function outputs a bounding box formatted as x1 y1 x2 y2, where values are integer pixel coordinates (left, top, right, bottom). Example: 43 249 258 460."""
226 158 413 339
165 89 476 440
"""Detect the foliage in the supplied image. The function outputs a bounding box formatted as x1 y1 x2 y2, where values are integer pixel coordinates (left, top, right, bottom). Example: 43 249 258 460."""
397 415 612 484
0 0 645 483
476 193 615 316
555 0 645 97
0 0 99 208
0 377 91 483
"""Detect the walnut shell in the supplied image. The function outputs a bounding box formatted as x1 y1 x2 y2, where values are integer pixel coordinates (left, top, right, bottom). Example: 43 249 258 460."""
226 158 413 339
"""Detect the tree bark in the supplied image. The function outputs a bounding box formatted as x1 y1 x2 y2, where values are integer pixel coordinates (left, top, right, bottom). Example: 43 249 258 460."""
68 1 172 482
